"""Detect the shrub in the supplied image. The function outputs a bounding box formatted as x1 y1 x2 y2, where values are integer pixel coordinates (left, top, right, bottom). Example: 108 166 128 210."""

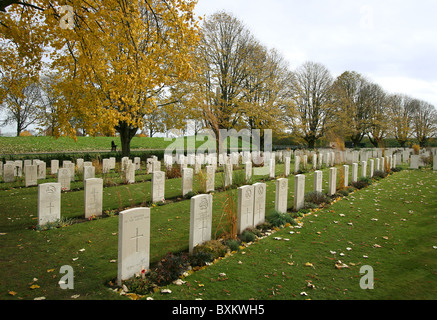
122 276 154 295
304 201 319 210
304 191 330 205
183 191 197 199
151 252 189 285
338 189 349 197
189 251 214 268
267 209 294 227
224 239 241 252
256 221 273 232
165 165 182 179
391 167 403 172
239 230 256 243
193 240 227 260
373 170 387 179
351 177 372 190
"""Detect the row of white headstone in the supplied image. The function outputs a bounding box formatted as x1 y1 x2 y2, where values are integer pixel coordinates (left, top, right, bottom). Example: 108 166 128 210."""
117 178 268 285
37 178 103 225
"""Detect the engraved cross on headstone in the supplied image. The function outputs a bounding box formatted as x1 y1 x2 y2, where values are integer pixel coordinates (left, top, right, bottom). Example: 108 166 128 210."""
130 228 144 253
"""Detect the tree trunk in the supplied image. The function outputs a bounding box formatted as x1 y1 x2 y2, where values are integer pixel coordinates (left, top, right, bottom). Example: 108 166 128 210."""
115 121 138 157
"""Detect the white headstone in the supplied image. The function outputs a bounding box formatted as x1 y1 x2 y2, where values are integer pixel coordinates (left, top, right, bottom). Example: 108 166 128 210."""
51 160 59 175
245 161 252 183
189 194 213 253
206 165 215 193
314 170 323 193
369 159 374 178
38 183 61 226
284 157 290 177
182 167 193 196
269 158 275 179
294 156 300 174
151 171 165 203
84 178 103 218
343 165 349 187
361 161 367 178
83 165 95 180
275 178 288 214
328 167 337 196
37 161 46 180
410 155 419 169
294 174 305 211
58 168 71 191
117 208 150 285
24 165 38 187
351 163 358 183
102 159 111 174
3 163 15 183
253 182 266 226
224 162 232 188
237 185 255 234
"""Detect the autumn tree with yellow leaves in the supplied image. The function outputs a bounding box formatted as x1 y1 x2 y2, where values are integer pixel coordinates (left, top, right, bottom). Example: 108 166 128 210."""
1 0 201 156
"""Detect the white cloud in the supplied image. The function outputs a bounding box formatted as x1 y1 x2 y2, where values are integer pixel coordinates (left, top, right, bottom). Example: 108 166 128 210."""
195 0 437 107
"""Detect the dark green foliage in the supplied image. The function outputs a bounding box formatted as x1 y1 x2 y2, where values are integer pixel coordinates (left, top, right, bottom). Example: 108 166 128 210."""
151 252 190 285
189 251 214 268
267 209 294 227
193 240 227 260
351 177 372 189
239 230 256 243
304 191 330 205
224 239 241 252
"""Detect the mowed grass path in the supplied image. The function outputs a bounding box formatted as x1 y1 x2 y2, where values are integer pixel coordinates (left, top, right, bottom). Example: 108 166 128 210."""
1 165 436 300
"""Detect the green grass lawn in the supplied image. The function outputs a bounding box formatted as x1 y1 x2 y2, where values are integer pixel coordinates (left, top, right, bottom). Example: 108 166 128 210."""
0 136 175 154
1 162 436 300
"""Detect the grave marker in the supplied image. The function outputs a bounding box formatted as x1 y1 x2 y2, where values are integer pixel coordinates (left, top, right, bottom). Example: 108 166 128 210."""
151 171 165 203
275 178 288 214
24 165 37 187
294 174 305 211
237 185 255 234
38 183 61 226
253 182 266 226
117 208 150 285
84 178 103 218
189 194 213 253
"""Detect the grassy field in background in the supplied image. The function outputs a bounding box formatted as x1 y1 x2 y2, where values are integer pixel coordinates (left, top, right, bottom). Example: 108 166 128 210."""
0 136 176 154
1 158 436 300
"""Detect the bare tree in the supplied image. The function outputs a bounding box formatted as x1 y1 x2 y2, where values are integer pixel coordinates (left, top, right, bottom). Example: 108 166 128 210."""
387 94 415 147
330 71 371 147
365 82 388 147
1 81 41 136
411 99 437 147
289 61 333 149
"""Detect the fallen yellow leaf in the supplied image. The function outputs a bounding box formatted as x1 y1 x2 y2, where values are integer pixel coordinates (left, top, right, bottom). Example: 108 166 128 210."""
47 269 55 273
305 262 314 267
30 284 40 290
8 291 17 296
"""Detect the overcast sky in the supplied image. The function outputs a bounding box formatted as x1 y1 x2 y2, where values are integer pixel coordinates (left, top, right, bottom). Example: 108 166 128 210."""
195 0 437 107
1 0 436 135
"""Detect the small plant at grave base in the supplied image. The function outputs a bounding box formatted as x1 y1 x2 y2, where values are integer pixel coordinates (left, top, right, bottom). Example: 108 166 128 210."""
303 201 319 210
189 251 214 268
224 239 241 252
150 252 190 286
256 221 273 232
304 191 330 206
420 155 433 167
193 240 227 260
165 165 182 179
183 191 197 199
122 275 154 296
337 189 349 197
391 167 403 172
239 230 256 243
373 170 387 180
267 209 295 228
351 177 372 190
35 217 76 231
